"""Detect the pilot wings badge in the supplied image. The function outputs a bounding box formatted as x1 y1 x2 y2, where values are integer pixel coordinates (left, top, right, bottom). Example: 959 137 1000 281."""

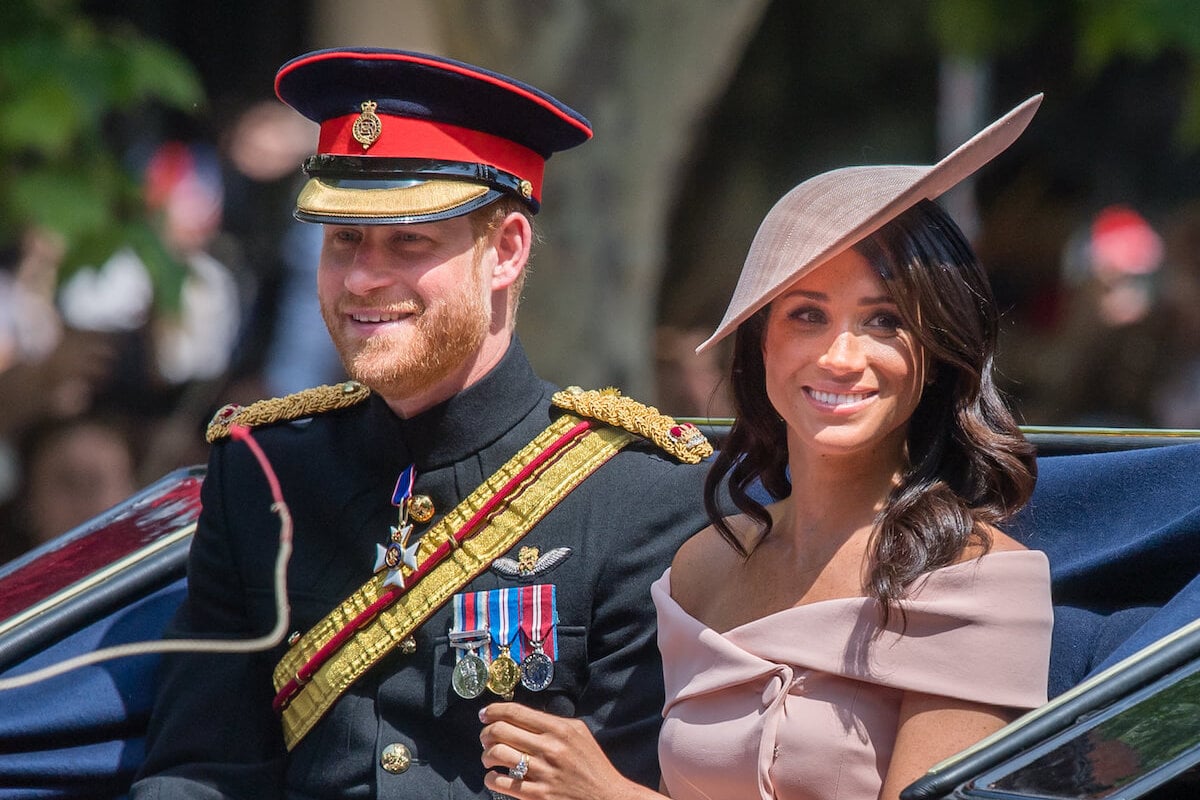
492 546 572 580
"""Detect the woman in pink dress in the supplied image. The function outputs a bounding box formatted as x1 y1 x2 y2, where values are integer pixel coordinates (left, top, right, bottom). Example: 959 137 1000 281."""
479 95 1053 800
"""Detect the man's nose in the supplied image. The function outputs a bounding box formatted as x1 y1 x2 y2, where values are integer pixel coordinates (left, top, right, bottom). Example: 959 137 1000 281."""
342 243 392 295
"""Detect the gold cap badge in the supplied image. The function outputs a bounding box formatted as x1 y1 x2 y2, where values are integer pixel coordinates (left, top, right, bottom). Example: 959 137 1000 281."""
352 100 382 150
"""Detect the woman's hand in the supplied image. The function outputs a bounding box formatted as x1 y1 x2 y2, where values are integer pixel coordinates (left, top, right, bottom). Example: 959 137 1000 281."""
479 702 663 800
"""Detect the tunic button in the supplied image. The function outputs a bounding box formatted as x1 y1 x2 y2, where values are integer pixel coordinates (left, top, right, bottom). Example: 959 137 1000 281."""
408 494 435 523
381 743 412 774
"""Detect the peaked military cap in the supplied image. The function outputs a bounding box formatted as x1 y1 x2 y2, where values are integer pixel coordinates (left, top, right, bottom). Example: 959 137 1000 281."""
274 47 593 224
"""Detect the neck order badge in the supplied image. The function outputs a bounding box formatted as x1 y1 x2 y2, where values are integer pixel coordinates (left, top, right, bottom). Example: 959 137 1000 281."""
373 465 420 589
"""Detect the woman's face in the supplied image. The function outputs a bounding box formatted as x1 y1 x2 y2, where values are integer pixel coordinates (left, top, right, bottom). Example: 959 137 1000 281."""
761 247 926 464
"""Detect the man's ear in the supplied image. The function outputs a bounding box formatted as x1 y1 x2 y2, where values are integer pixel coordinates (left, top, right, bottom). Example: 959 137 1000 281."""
490 211 532 290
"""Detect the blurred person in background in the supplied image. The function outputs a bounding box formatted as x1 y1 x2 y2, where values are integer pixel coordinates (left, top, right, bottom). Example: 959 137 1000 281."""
1046 205 1169 426
0 415 138 563
0 229 121 520
1151 202 1200 428
57 139 242 407
220 99 344 399
55 138 245 478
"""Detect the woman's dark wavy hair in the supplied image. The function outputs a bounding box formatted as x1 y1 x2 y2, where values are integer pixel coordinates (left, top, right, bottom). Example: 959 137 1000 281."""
703 198 1037 622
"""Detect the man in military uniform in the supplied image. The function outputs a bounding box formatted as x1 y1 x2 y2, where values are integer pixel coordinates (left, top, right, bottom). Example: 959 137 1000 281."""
131 48 715 798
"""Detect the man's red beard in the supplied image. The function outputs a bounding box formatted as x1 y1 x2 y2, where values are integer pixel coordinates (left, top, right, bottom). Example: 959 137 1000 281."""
323 265 491 401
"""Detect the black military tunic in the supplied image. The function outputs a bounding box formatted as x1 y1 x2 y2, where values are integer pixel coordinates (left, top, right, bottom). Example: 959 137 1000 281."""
132 339 713 798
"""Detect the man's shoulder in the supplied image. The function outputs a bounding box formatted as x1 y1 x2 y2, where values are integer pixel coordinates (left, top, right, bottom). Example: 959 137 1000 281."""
205 381 372 444
551 386 712 465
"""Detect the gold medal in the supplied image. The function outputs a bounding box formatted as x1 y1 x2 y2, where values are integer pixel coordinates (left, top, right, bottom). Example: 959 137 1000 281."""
487 646 521 699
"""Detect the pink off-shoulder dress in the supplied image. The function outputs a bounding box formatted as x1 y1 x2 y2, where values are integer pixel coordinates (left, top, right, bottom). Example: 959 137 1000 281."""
652 549 1053 800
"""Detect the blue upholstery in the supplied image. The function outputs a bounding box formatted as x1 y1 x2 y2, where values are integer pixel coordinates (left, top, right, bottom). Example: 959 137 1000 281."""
1008 442 1200 696
0 581 186 799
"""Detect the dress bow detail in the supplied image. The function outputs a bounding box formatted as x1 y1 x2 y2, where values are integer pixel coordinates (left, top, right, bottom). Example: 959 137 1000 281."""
757 663 807 800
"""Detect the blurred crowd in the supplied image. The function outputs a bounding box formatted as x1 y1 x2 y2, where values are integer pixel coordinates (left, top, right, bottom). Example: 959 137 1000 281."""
1005 202 1200 428
5 101 1200 566
0 100 345 562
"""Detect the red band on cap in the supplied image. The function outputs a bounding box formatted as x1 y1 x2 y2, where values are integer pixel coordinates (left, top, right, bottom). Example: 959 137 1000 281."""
318 114 545 202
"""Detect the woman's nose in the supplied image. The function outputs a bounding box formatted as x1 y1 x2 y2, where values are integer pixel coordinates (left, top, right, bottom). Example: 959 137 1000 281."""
818 330 866 372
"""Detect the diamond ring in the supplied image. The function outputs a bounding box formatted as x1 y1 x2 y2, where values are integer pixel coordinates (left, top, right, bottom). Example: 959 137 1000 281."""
510 753 530 780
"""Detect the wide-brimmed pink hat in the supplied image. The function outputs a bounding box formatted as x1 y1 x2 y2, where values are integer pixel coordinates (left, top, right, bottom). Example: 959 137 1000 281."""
696 93 1043 354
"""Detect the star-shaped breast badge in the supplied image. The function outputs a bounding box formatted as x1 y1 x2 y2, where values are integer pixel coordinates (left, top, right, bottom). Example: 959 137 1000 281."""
374 523 420 589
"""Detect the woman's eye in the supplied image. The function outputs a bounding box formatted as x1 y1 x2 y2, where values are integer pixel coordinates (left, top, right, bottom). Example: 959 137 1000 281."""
787 307 825 324
867 311 903 331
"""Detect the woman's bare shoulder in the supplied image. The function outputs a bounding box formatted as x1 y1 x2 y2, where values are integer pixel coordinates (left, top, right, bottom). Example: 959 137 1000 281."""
672 513 744 587
988 525 1027 553
670 514 759 603
958 522 1028 562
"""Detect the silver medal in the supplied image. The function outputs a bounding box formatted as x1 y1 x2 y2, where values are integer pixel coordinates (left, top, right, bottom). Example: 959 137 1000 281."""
516 652 552 690
519 649 554 691
449 628 491 700
452 651 489 699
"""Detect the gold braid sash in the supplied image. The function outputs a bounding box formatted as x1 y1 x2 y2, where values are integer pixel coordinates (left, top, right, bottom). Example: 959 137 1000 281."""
271 413 635 749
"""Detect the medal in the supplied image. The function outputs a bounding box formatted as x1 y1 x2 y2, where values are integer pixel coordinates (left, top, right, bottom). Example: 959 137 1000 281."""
516 583 558 692
519 638 554 692
452 651 489 699
487 644 521 699
451 595 493 701
373 466 420 589
485 587 521 699
449 628 490 699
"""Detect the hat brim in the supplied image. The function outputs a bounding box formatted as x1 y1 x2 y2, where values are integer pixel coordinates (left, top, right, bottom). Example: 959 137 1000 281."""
295 177 499 225
696 93 1043 354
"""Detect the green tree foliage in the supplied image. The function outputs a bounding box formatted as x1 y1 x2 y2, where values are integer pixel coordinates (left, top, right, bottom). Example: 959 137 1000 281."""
931 0 1200 147
0 0 205 310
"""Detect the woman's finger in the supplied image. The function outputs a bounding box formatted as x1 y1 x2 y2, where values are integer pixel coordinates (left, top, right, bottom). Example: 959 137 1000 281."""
480 741 528 772
482 746 538 799
484 767 531 799
479 701 560 732
480 718 542 755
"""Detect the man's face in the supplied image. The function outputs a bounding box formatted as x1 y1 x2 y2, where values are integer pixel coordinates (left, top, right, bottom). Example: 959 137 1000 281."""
317 215 493 404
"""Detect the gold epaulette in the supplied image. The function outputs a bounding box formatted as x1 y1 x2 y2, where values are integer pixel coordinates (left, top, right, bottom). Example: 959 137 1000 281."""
550 386 713 464
206 381 372 443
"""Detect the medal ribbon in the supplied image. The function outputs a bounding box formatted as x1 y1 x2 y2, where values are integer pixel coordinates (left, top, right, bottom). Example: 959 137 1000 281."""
392 464 415 512
519 584 558 659
487 588 522 661
451 591 490 664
